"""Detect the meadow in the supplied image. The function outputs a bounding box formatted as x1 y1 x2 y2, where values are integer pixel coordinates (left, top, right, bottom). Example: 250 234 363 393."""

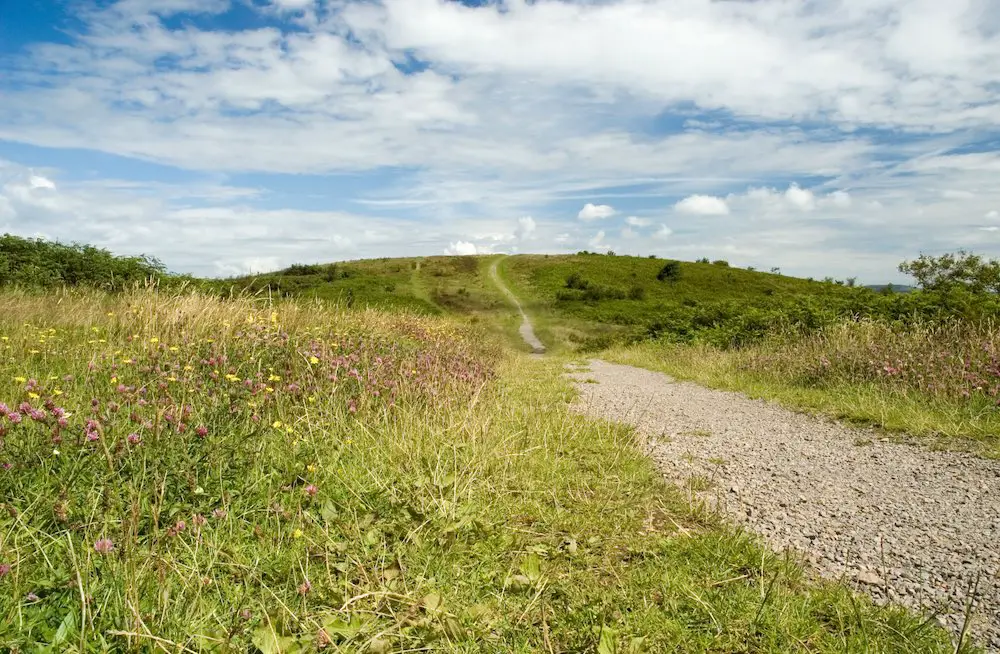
0 288 967 652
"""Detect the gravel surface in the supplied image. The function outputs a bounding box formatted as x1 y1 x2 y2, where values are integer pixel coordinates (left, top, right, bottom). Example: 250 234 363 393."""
567 359 1000 651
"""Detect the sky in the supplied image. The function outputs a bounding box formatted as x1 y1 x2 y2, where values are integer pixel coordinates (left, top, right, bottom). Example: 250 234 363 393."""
1 0 999 282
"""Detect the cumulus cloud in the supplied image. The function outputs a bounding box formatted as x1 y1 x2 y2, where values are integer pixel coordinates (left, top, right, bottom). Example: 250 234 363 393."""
827 190 852 208
784 184 816 211
588 230 607 249
515 215 536 240
445 241 479 256
654 225 673 239
674 194 730 216
28 175 56 190
625 216 650 227
578 203 616 221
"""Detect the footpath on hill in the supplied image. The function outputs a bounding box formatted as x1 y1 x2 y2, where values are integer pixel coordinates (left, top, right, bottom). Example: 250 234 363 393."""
567 359 1000 651
489 257 545 354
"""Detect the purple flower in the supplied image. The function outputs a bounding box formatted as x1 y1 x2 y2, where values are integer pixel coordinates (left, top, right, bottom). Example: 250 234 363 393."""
18 402 31 414
1 463 11 471
192 514 207 527
0 403 8 416
195 425 208 438
127 433 141 445
0 562 11 577
7 413 21 425
25 592 39 602
57 417 68 428
94 538 114 554
304 484 318 497
29 409 47 422
86 432 100 442
297 579 312 595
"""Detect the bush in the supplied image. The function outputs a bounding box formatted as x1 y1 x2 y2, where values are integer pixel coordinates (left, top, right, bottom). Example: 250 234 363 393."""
712 260 730 267
0 234 165 290
657 261 681 282
565 272 590 290
628 284 647 300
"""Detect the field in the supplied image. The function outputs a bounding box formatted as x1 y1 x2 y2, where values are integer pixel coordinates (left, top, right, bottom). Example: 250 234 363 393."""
0 288 966 652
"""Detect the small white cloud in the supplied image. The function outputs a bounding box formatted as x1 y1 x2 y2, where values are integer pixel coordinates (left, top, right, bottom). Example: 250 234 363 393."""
28 175 56 190
578 203 616 221
942 189 975 200
625 216 650 227
271 0 313 9
445 241 478 255
515 215 536 240
866 200 884 211
828 190 851 208
554 233 570 244
620 227 636 238
784 184 816 211
588 230 607 249
986 210 999 220
654 225 673 239
981 226 1000 232
674 194 729 216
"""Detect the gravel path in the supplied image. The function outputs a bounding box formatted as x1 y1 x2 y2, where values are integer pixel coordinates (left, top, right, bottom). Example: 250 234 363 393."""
567 359 1000 651
489 258 545 354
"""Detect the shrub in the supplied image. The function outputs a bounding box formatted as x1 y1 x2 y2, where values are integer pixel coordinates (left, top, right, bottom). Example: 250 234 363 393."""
656 261 681 282
712 259 729 267
628 284 647 300
565 272 590 290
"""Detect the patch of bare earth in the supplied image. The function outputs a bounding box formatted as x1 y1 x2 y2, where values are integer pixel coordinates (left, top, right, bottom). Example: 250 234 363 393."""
567 359 1000 651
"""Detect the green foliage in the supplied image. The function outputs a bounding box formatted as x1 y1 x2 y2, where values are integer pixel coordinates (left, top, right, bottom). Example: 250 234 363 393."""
899 250 1000 294
656 261 681 282
0 234 165 290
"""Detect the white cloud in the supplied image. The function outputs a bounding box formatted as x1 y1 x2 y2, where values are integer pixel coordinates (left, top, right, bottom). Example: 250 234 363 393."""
986 210 999 220
588 230 607 249
674 194 730 216
515 215 536 240
28 175 56 190
828 190 852 208
981 226 1000 232
654 225 673 239
625 216 650 227
784 184 816 211
444 241 479 256
578 203 616 221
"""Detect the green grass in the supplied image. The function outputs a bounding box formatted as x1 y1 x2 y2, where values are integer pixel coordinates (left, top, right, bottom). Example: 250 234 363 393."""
0 290 969 652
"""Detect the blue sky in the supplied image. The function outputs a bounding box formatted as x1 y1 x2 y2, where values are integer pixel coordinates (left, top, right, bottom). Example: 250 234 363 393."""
1 0 999 280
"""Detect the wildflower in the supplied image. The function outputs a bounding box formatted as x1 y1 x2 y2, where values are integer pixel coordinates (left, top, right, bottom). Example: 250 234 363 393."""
195 425 208 438
272 420 283 429
25 592 39 602
7 413 21 425
1 463 11 470
0 563 10 578
57 417 68 428
309 356 320 365
52 449 60 456
192 514 207 527
169 346 179 352
292 528 304 539
53 389 63 396
27 392 40 400
13 377 26 384
297 579 312 595
304 484 318 497
150 337 159 344
306 464 317 473
212 508 227 519
94 538 114 554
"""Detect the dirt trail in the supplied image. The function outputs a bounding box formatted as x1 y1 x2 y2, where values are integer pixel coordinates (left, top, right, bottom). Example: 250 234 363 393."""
489 257 545 354
567 359 1000 651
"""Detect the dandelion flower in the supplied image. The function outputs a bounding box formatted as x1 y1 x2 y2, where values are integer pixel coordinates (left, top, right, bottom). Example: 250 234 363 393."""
293 529 304 539
309 356 320 365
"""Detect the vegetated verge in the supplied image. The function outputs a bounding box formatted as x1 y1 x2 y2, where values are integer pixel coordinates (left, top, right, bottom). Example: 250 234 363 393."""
596 251 1000 453
0 289 964 651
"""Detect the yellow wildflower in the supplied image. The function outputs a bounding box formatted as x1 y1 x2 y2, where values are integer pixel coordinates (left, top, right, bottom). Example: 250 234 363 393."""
14 376 26 383
309 356 320 365
110 376 118 383
265 387 274 393
150 337 159 344
167 376 177 382
272 420 283 429
28 392 40 400
268 374 281 382
169 346 179 352
308 396 316 403
53 389 63 396
292 529 303 539
184 365 194 372
306 464 317 473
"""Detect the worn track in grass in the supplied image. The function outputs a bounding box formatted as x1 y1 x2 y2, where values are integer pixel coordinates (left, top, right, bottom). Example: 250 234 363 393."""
567 359 1000 651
